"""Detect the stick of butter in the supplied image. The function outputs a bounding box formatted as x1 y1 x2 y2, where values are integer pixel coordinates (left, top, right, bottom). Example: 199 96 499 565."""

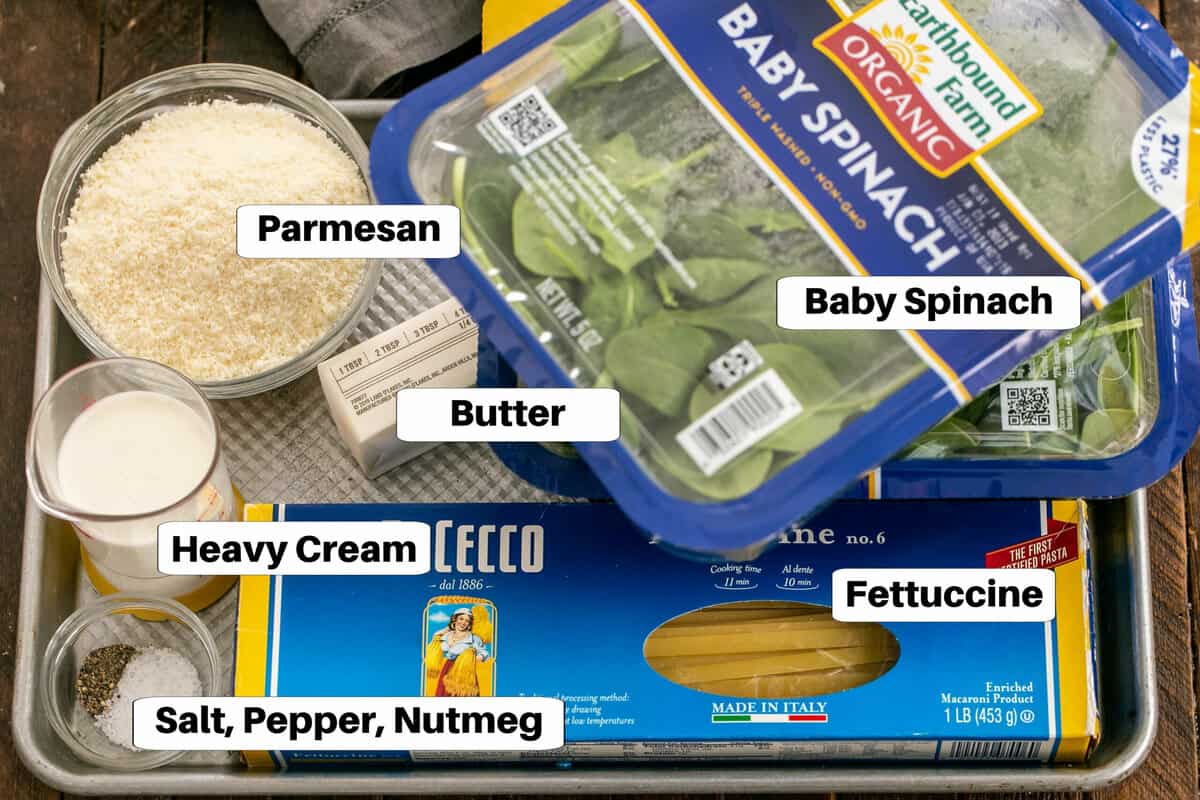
318 299 479 478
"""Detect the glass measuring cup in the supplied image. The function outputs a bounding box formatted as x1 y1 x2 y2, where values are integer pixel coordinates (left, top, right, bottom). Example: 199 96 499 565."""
26 358 238 609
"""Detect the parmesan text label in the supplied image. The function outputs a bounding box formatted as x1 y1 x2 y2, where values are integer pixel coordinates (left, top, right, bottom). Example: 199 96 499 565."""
237 204 461 259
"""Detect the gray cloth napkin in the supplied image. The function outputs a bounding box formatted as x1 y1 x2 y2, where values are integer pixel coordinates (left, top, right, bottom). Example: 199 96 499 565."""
258 0 483 98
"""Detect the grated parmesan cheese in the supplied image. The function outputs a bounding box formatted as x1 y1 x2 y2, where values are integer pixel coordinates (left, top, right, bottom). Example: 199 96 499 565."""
61 100 369 382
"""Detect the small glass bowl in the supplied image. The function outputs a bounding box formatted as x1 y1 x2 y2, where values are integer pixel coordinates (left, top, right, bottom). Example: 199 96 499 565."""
41 594 222 771
36 63 382 398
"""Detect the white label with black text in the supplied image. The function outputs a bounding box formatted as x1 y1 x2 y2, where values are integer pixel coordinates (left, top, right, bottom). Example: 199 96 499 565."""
395 388 620 442
833 569 1055 622
708 341 764 391
237 205 461 259
677 370 803 476
778 276 1080 330
133 697 564 751
158 521 430 575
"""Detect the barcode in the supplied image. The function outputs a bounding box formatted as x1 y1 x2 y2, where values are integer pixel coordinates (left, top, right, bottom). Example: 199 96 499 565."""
941 740 1048 761
999 379 1058 431
486 87 568 156
676 370 802 476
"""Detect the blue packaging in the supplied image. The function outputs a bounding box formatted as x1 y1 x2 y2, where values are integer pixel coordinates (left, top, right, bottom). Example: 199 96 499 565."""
371 0 1200 553
235 499 1098 767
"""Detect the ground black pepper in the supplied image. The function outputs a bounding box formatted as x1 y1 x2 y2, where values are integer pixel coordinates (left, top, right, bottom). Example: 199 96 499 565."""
76 644 136 716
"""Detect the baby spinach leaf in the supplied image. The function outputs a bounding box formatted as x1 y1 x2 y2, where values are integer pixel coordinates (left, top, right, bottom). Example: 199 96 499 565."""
792 330 919 387
1098 353 1134 411
549 61 678 151
573 133 688 273
728 206 808 234
650 279 782 342
589 133 675 196
552 8 621 85
512 191 606 280
904 419 981 458
576 44 663 88
595 371 644 454
650 439 774 503
660 258 769 305
652 280 915 385
456 157 519 274
665 211 770 262
581 271 661 340
580 189 667 273
1080 409 1137 455
607 323 721 418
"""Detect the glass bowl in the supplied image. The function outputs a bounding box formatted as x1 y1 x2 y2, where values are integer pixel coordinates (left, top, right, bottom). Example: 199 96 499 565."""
41 594 222 771
36 63 382 398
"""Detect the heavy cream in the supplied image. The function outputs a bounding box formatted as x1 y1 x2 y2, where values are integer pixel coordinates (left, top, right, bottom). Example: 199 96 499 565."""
57 391 214 519
55 390 232 597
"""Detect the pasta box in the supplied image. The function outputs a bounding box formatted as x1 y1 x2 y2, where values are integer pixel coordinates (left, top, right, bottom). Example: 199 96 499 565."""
233 499 1099 767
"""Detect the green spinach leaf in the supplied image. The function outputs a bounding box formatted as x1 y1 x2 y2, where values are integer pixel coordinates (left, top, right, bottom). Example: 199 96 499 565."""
580 189 667 273
512 191 606 280
456 157 518 274
576 44 663 88
659 258 769 305
665 211 770 262
552 8 621 85
607 323 720 418
1079 409 1137 454
650 439 774 502
728 206 808 234
581 271 661 340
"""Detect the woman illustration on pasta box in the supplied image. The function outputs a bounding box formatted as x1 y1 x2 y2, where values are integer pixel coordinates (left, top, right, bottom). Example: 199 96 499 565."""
422 596 495 697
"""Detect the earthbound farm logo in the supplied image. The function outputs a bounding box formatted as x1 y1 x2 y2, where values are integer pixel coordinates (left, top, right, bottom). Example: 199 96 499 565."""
814 0 1042 176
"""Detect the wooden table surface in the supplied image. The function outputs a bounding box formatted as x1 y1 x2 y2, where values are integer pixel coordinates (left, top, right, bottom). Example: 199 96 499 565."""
1 1 1198 798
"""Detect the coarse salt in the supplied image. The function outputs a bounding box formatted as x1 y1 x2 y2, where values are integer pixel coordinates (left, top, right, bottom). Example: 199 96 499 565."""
61 100 369 381
95 646 202 751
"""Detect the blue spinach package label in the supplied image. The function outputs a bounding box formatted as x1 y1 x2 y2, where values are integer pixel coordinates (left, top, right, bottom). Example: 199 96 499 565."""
371 0 1200 553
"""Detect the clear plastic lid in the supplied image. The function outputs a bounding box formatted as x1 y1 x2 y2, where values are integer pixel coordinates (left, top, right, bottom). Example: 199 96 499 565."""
903 280 1159 460
383 0 1197 549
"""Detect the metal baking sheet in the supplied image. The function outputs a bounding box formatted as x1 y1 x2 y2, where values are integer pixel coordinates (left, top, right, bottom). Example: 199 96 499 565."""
13 99 1157 795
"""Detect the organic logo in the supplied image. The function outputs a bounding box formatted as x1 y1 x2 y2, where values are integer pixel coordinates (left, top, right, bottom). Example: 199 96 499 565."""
870 24 933 84
815 0 1041 176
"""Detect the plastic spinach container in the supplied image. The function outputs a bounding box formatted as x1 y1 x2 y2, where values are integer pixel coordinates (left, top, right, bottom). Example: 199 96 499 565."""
848 258 1200 499
480 261 1200 504
372 0 1200 554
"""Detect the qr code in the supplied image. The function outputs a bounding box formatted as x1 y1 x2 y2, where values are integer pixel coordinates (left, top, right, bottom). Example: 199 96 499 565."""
487 87 568 156
999 380 1059 432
